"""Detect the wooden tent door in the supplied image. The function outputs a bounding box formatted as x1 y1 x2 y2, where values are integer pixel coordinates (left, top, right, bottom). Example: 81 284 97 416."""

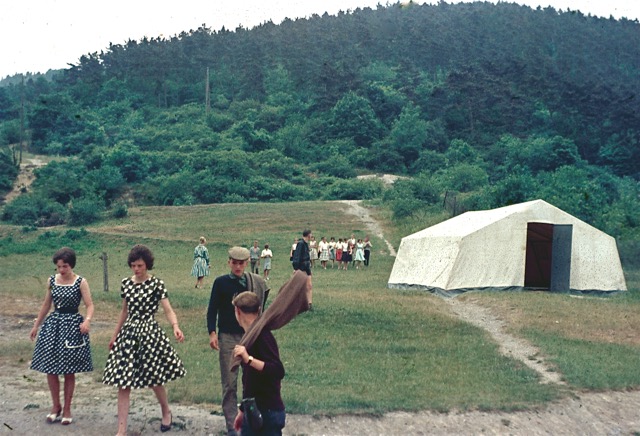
524 223 572 290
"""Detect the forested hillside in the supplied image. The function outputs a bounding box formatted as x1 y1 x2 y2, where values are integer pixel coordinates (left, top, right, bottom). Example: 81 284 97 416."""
0 1 639 235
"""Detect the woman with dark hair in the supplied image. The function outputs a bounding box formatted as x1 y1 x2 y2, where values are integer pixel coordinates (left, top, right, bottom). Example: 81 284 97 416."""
103 244 186 435
30 247 94 425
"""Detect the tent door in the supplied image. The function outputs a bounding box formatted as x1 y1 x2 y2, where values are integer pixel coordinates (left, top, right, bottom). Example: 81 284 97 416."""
550 224 572 291
524 223 572 290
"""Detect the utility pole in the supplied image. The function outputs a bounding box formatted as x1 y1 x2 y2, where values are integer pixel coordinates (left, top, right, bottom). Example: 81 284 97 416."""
205 67 211 115
17 74 25 165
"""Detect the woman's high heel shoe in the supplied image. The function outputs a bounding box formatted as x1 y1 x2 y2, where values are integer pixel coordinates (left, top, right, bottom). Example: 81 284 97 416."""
46 410 61 423
160 412 172 432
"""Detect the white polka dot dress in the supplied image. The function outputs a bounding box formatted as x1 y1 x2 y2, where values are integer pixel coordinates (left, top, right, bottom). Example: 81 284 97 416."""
31 276 93 374
102 276 186 388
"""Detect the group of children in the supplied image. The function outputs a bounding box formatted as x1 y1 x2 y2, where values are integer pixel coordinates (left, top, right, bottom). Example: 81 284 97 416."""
297 234 373 271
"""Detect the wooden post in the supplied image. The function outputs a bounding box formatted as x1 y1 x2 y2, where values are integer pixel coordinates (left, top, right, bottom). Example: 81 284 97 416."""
99 252 109 292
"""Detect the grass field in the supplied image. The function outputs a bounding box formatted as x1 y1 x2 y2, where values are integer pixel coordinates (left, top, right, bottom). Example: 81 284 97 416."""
1 200 639 415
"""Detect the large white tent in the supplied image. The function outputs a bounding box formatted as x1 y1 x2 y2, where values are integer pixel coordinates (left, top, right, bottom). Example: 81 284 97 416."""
388 199 627 295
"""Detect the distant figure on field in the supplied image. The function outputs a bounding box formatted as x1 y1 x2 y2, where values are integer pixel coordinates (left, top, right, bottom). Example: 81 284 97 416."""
191 236 210 289
292 229 313 310
289 238 298 264
261 244 273 281
318 236 330 269
309 235 318 269
364 235 373 267
250 240 261 275
354 238 365 269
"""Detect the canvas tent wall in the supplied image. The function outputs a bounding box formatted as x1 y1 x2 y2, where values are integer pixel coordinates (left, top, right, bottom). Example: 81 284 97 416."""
387 199 627 295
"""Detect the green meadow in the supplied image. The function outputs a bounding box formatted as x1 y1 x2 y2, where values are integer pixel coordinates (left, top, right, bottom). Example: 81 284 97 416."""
1 201 639 415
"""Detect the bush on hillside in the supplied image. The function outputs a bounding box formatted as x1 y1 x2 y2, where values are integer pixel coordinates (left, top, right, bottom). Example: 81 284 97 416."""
2 193 66 226
323 178 384 200
0 151 18 191
67 195 105 226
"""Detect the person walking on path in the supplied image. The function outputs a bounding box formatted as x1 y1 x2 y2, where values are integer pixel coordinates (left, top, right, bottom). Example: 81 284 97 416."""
208 247 269 436
30 247 94 426
291 229 313 310
102 244 186 436
191 236 210 288
250 240 261 275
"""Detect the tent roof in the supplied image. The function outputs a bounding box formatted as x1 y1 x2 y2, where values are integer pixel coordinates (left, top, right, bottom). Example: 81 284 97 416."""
406 199 581 239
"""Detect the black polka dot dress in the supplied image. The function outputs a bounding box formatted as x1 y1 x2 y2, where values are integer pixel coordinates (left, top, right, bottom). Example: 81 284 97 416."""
31 275 93 375
102 276 186 388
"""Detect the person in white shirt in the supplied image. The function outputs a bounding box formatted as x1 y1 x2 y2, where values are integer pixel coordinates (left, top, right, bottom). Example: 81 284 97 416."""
318 237 330 269
260 244 273 281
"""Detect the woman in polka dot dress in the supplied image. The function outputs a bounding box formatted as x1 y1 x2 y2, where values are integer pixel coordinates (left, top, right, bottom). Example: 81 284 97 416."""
30 247 94 426
102 244 186 435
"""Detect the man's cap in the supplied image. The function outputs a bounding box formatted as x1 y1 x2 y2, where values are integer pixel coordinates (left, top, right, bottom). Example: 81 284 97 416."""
228 246 250 260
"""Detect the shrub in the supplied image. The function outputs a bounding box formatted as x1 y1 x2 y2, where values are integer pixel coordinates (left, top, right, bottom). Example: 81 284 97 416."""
435 163 489 193
391 196 424 219
111 202 129 219
324 178 384 200
2 193 66 226
67 196 105 226
0 151 18 191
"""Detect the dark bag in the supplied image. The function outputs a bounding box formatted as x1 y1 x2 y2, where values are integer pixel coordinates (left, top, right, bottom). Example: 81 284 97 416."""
241 397 263 431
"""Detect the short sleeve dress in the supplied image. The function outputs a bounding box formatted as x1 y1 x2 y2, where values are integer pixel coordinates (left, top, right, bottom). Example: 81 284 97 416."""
318 241 330 262
191 244 210 278
31 275 93 375
354 242 365 262
102 276 186 388
309 240 318 261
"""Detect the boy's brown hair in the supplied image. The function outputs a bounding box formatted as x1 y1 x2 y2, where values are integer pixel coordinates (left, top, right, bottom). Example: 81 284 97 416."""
232 291 261 314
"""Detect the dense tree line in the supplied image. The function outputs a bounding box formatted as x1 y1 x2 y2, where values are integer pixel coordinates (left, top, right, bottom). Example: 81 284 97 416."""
0 1 639 234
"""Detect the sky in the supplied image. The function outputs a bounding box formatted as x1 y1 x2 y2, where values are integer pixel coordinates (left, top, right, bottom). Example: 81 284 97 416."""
1 0 639 79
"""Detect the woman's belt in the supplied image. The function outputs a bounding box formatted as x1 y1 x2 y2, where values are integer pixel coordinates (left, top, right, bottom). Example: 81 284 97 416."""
55 307 79 314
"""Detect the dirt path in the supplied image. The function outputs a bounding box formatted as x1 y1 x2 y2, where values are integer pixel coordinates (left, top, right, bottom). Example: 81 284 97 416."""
4 299 640 435
339 199 396 256
446 298 564 385
3 200 640 434
3 157 47 203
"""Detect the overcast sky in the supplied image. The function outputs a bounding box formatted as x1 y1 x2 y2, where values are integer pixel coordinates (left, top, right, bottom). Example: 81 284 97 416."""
1 0 638 79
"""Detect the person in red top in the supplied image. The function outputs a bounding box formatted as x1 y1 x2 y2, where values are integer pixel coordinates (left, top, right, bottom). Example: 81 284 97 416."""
232 292 285 435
